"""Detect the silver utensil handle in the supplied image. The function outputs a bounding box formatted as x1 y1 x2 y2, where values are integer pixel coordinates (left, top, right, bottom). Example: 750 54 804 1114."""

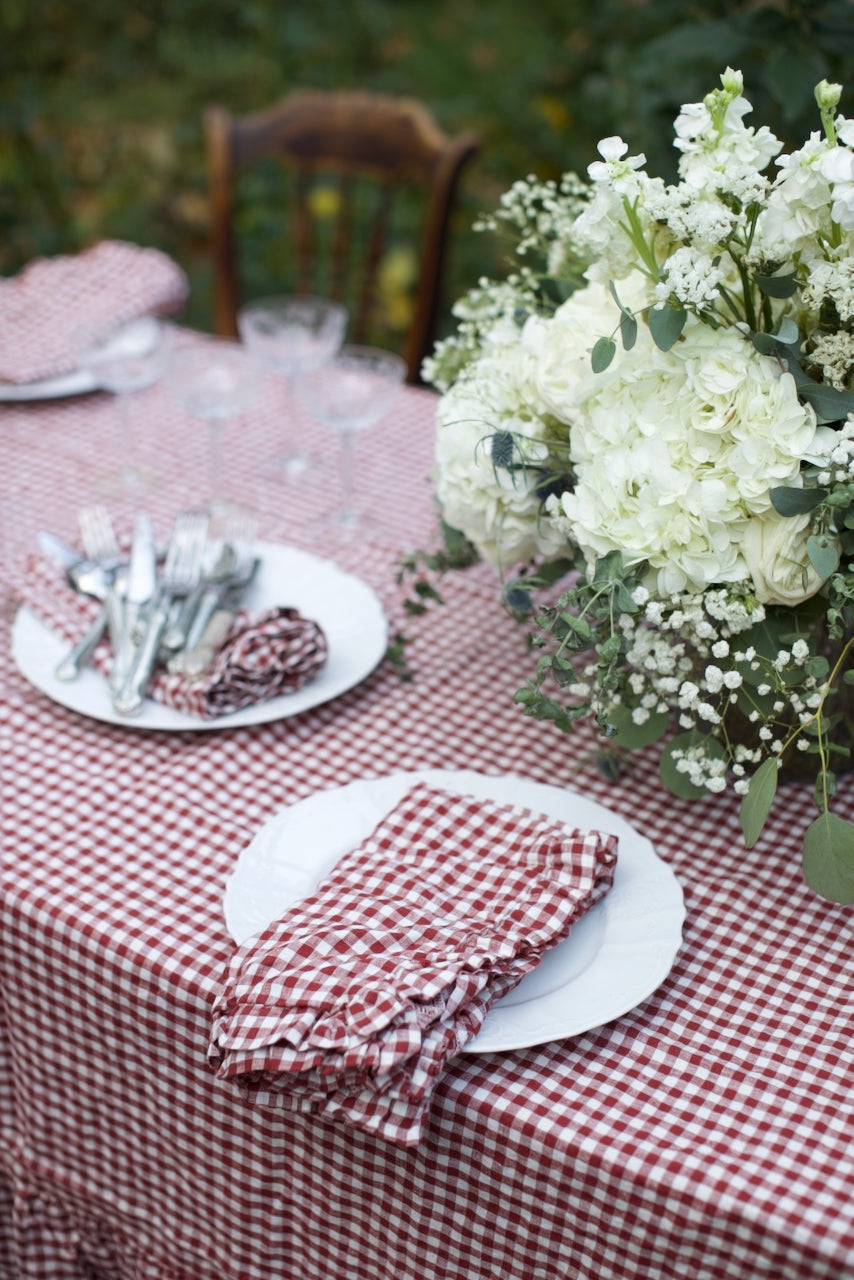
182 609 234 679
55 608 109 681
113 598 170 716
183 587 221 654
162 585 203 653
109 598 142 694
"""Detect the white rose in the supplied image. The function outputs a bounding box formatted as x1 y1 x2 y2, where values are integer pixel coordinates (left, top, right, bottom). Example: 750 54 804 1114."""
741 510 828 605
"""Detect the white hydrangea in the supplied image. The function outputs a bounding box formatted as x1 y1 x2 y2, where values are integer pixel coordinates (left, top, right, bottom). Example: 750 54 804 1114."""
548 318 817 595
433 333 565 570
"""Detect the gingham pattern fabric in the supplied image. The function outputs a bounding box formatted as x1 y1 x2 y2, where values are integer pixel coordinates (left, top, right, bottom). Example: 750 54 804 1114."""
1 323 854 1280
16 555 327 718
210 781 617 1145
0 240 187 384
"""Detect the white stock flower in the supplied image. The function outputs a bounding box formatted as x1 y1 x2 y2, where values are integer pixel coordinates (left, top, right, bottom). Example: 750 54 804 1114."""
817 131 854 229
655 246 724 309
674 77 781 203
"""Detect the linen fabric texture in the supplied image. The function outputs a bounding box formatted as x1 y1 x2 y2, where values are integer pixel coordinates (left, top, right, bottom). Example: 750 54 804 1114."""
209 781 618 1146
0 239 188 384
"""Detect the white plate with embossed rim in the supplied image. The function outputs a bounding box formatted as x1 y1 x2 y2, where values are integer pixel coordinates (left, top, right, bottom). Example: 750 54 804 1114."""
12 542 388 731
0 367 98 401
223 768 686 1053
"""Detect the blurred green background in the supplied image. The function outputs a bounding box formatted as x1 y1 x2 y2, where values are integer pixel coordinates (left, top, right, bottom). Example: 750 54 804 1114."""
2 0 852 341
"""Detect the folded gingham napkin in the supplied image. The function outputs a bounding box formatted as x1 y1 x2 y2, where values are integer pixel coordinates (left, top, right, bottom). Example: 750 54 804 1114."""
209 782 618 1146
0 240 188 384
17 553 327 719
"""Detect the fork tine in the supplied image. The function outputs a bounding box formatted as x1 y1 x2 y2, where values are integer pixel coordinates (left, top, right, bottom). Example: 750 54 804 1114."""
78 505 120 563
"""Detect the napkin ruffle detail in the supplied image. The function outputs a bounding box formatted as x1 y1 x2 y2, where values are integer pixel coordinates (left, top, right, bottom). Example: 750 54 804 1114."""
209 781 618 1145
156 607 328 718
0 240 188 384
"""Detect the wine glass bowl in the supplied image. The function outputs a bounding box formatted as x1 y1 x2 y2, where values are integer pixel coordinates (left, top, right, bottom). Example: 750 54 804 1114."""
237 295 347 373
75 315 169 394
237 295 347 478
74 316 170 489
293 344 406 530
163 336 260 520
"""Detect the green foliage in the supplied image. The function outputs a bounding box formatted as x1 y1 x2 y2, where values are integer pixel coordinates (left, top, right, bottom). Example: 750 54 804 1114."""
648 304 687 352
3 0 853 334
802 811 854 903
740 757 778 848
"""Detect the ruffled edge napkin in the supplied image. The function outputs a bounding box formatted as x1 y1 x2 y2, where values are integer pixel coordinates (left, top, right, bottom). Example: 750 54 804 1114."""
0 239 188 384
209 781 618 1146
17 552 328 719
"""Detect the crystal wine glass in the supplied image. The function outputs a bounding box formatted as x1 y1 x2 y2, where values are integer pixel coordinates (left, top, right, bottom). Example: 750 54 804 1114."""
74 315 170 490
163 336 261 523
292 345 406 531
237 295 347 480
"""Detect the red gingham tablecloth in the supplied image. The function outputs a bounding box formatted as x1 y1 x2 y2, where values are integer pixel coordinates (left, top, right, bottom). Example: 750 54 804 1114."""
1 325 853 1280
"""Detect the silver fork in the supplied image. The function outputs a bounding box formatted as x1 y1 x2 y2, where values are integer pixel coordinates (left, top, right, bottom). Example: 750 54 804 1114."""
113 509 209 716
78 505 126 656
54 507 124 682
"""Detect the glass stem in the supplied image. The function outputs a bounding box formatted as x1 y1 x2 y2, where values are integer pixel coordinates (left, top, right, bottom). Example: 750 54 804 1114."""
338 428 356 523
116 390 142 486
208 420 222 502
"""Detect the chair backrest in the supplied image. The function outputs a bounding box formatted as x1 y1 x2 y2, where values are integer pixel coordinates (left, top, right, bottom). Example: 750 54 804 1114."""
204 89 479 382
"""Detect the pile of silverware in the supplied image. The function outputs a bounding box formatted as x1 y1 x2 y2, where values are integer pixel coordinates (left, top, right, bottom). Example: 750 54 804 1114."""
43 506 259 716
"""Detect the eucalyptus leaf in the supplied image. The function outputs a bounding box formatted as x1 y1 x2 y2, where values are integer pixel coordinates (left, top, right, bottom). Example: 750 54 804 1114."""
591 336 616 372
775 317 800 345
753 271 797 298
802 811 854 904
591 549 625 584
807 535 840 579
620 310 638 350
740 757 778 848
797 379 854 425
769 485 825 516
648 305 686 351
562 611 592 640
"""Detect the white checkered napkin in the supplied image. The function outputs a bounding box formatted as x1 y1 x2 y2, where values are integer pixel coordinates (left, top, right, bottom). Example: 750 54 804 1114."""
209 782 618 1145
18 554 327 718
0 239 188 384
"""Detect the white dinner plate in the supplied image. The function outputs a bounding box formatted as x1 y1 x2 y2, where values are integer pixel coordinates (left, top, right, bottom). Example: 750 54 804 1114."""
0 367 98 401
223 768 686 1053
12 542 388 731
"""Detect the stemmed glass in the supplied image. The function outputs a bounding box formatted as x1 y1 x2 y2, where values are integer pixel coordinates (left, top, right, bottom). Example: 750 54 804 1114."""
74 315 170 490
163 336 261 523
237 295 347 480
293 345 406 531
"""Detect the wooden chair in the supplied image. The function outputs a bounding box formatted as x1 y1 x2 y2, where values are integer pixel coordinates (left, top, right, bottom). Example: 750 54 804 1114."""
203 89 479 382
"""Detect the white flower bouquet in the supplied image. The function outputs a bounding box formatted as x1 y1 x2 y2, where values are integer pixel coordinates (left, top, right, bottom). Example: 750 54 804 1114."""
424 70 854 903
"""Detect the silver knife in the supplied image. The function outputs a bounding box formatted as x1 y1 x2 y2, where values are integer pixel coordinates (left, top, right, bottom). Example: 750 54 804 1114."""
109 514 157 695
